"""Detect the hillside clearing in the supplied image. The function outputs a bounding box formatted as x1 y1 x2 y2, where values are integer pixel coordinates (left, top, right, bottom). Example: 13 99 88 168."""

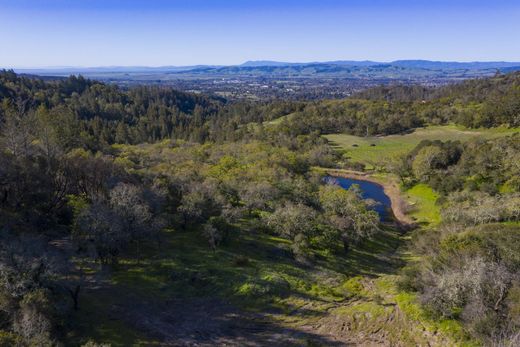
324 125 519 168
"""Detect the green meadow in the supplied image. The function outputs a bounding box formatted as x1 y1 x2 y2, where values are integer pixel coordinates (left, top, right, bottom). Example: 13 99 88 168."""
324 125 519 168
404 183 441 226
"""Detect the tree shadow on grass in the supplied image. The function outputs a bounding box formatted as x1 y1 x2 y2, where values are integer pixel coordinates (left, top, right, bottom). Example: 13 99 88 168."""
72 225 410 346
315 226 409 278
98 291 347 346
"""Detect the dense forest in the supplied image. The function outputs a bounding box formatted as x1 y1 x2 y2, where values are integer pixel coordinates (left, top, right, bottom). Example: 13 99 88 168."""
0 70 519 346
277 72 520 138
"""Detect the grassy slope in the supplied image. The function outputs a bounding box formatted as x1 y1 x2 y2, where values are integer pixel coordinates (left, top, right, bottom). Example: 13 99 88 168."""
70 223 414 346
69 218 461 346
404 184 441 226
69 206 472 346
324 125 519 169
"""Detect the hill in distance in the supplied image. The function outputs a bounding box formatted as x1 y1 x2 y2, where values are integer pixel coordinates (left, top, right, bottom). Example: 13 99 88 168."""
10 60 520 101
11 60 520 77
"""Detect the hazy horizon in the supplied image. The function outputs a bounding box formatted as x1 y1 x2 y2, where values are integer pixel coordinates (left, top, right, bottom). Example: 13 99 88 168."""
7 58 520 70
1 0 520 68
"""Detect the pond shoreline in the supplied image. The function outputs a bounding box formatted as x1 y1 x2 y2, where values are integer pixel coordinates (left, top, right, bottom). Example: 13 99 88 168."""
326 169 415 229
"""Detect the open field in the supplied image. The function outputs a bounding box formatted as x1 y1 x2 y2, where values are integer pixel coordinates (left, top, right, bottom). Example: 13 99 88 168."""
264 112 295 125
324 125 519 168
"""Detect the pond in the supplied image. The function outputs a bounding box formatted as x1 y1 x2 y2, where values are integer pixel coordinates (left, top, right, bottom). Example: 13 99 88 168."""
330 176 393 221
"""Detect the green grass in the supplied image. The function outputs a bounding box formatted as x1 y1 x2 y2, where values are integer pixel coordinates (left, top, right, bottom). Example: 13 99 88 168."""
394 292 476 346
324 124 519 168
66 292 153 347
106 225 403 304
69 221 408 345
263 112 296 126
67 201 471 346
405 183 441 226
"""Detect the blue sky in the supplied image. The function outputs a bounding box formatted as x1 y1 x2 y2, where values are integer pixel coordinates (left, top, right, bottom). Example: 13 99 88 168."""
1 0 519 67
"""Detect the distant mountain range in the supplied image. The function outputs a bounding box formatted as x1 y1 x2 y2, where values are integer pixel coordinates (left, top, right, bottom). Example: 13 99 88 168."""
237 59 520 71
10 60 520 81
239 60 381 67
171 60 520 79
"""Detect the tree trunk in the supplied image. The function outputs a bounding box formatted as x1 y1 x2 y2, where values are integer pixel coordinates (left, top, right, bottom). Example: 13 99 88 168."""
68 285 81 311
182 214 188 230
136 241 141 265
342 236 350 254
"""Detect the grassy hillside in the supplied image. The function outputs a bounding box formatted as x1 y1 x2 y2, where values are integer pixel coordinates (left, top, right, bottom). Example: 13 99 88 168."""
404 184 441 226
324 125 519 169
69 220 469 346
68 220 395 344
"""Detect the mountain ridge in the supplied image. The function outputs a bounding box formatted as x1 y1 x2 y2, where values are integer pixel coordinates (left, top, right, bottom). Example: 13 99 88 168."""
9 60 520 74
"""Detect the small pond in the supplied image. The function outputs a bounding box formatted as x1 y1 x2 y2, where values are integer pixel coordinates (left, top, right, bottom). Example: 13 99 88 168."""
329 176 393 221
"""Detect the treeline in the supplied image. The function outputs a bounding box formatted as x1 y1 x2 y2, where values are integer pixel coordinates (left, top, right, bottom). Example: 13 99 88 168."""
275 99 425 137
395 134 520 194
356 72 520 128
0 71 216 148
277 72 520 138
2 70 519 153
0 70 304 150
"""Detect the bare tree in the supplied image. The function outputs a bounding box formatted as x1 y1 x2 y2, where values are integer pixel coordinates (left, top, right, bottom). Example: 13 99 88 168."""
1 98 34 158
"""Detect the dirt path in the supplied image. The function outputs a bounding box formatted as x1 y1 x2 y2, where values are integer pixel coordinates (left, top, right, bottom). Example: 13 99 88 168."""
294 229 451 347
325 169 415 229
297 280 452 347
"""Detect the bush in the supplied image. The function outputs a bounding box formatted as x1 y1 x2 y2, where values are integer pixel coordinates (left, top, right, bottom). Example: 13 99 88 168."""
397 265 423 292
81 341 112 347
232 255 250 267
409 224 520 343
341 276 366 298
237 274 290 299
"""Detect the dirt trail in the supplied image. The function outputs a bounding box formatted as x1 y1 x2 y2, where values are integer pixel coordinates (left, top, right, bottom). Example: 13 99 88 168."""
326 169 415 229
297 282 451 347
294 233 451 347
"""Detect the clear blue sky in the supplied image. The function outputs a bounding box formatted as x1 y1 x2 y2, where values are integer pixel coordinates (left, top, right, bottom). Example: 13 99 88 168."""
1 0 519 67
